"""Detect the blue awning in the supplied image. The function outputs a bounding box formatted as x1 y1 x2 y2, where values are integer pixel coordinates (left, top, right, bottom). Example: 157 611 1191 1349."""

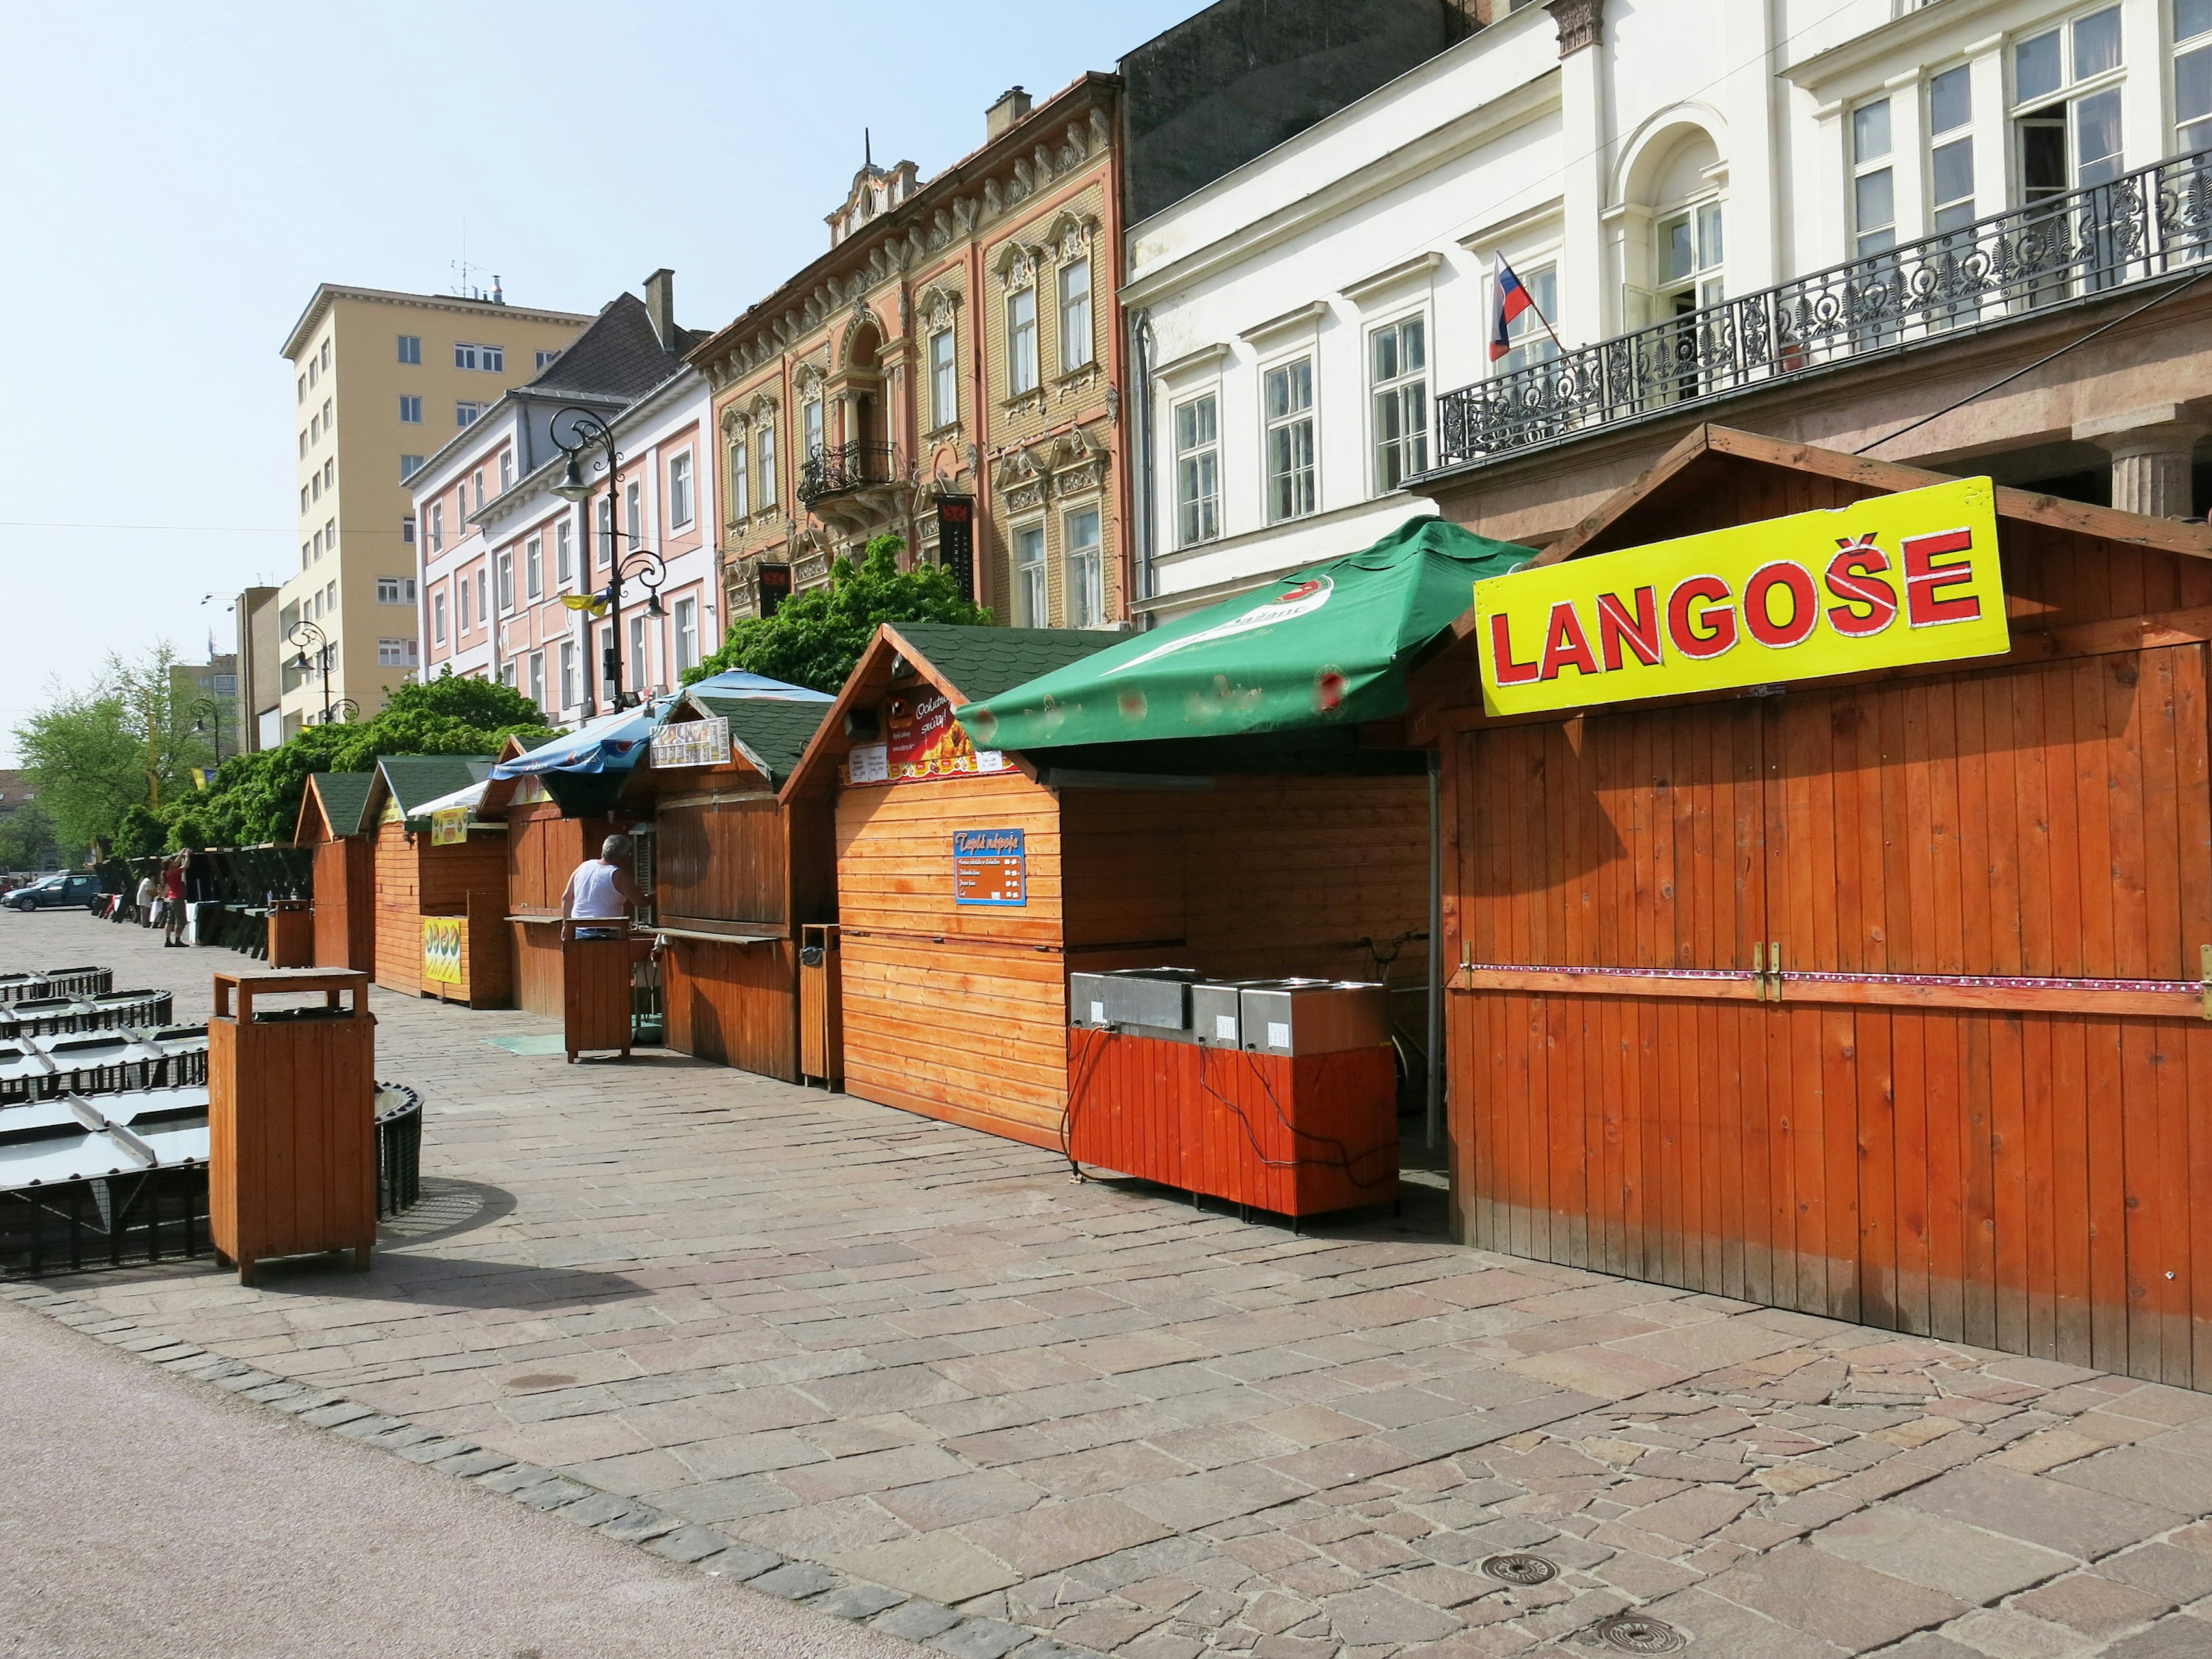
489 673 831 782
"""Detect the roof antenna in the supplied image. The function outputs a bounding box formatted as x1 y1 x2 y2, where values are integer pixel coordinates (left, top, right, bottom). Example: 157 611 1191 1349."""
865 127 872 171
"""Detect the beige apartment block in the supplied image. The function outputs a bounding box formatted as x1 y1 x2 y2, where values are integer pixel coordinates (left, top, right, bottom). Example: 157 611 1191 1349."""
277 284 592 734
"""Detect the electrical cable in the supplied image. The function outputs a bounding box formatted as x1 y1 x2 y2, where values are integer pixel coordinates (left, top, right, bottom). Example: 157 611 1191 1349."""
1857 263 2212 456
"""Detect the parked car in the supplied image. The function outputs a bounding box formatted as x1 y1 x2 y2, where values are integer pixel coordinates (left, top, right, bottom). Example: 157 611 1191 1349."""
4 873 103 911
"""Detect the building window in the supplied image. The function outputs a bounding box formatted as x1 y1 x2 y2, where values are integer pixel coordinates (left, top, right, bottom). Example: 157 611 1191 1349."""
501 661 517 690
1059 259 1092 374
1929 67 1976 231
1065 507 1103 628
1495 264 1559 374
300 484 310 513
1370 317 1429 492
1007 287 1039 395
301 542 312 569
624 479 643 547
399 395 422 424
1657 202 1725 312
310 529 321 559
496 550 514 613
400 454 423 481
555 518 574 585
298 429 308 458
560 639 577 707
2181 0 2212 151
528 650 546 711
499 450 514 492
525 534 543 599
319 340 331 373
597 497 614 567
402 515 416 546
322 397 332 433
1014 522 1047 626
2016 6 2126 205
1264 357 1317 524
298 375 306 403
457 402 482 427
1174 395 1221 547
398 335 421 365
375 576 416 604
307 358 317 389
675 597 698 672
472 469 484 512
311 472 321 502
536 349 561 370
433 592 447 645
629 615 649 693
377 638 416 668
324 516 336 551
758 425 778 509
457 570 471 633
668 452 694 528
802 398 823 463
454 343 505 371
475 568 488 630
430 503 444 552
1852 98 1895 257
729 436 749 519
323 458 334 490
930 328 957 428
310 413 321 446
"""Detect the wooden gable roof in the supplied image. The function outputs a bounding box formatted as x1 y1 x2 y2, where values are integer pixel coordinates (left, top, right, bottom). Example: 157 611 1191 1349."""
291 771 374 845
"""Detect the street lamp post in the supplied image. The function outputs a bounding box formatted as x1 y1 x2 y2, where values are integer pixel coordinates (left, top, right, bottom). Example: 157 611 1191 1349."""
551 407 667 713
287 620 359 726
188 698 228 767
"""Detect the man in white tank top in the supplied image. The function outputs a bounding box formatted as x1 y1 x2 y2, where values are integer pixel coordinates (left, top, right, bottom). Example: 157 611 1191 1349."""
562 834 644 940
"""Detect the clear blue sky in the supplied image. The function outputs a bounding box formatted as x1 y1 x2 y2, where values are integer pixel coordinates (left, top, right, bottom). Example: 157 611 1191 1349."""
0 0 1196 763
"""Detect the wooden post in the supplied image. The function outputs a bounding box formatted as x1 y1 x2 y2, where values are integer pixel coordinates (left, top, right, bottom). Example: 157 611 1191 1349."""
800 923 843 1087
208 968 377 1286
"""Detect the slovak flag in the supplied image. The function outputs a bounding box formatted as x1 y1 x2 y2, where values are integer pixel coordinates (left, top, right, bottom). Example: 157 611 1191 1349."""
1490 257 1535 361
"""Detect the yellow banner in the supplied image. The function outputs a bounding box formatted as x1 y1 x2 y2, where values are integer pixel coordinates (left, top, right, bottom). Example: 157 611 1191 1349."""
429 807 469 846
422 916 467 985
1474 477 2010 716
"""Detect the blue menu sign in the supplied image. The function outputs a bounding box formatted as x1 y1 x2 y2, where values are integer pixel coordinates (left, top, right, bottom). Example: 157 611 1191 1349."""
953 828 1026 906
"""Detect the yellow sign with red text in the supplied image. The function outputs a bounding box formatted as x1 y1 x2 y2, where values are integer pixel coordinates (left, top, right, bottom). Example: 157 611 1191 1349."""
1474 478 2010 716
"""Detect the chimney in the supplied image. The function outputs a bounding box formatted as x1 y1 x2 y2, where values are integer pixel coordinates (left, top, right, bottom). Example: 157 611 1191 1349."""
643 268 676 350
986 86 1032 141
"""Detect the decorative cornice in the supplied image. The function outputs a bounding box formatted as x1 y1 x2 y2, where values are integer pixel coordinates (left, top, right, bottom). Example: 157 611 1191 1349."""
1548 0 1601 57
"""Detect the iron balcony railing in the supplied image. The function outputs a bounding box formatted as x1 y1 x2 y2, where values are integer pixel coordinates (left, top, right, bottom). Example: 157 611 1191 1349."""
798 441 903 505
1430 146 2212 474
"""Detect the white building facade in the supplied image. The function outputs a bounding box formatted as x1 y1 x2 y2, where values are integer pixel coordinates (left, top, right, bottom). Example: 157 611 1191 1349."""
1127 0 2212 615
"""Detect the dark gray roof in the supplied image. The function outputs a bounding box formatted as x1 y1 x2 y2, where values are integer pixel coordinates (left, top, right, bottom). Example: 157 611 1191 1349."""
308 772 374 838
525 293 707 403
889 623 1120 704
685 695 836 787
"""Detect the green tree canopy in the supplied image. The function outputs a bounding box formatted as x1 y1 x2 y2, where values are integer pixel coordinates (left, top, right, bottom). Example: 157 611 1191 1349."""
0 800 62 872
16 645 212 859
687 534 990 694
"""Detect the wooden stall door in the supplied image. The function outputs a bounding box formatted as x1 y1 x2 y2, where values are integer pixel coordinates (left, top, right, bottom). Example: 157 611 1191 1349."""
313 837 372 971
1453 699 1772 1293
1454 645 2212 1388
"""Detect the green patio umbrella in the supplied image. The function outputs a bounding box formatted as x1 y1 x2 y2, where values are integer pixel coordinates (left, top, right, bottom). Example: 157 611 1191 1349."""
957 516 1536 751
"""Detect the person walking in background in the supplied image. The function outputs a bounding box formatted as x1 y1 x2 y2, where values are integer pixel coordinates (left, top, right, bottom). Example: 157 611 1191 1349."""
161 855 188 947
560 834 643 940
134 869 157 928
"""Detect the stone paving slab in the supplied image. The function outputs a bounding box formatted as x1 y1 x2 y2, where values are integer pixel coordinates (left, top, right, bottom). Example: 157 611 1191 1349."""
16 914 2212 1657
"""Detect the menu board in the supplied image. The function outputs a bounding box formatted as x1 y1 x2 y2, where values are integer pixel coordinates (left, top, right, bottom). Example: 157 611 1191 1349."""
652 715 733 770
953 828 1026 907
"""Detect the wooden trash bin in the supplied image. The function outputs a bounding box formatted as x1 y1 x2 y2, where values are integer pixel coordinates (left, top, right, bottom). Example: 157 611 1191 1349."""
560 921 633 1063
800 923 843 1088
209 968 377 1286
266 900 314 968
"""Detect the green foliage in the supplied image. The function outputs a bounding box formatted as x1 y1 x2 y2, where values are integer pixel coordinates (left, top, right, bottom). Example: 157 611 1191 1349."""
687 534 990 694
0 801 62 872
16 645 214 857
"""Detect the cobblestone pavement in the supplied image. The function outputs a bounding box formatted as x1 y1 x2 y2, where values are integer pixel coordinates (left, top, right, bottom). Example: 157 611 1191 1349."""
16 910 2212 1658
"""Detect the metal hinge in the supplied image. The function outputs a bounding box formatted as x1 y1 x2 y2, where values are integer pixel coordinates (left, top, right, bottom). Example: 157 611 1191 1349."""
1752 940 1784 1004
2202 944 2210 1020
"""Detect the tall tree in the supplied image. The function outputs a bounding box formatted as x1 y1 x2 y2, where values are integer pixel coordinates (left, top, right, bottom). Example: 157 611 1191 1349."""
14 646 211 855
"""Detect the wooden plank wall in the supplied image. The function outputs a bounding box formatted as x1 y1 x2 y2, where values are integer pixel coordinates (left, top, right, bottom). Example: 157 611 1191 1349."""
663 938 801 1081
1443 498 2212 1388
312 837 373 971
507 807 593 1019
373 821 512 1001
836 771 1430 1151
660 795 787 926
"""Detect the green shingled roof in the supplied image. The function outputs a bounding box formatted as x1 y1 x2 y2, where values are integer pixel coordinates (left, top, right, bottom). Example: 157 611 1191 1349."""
685 695 836 787
374 755 494 822
308 772 374 837
891 623 1120 705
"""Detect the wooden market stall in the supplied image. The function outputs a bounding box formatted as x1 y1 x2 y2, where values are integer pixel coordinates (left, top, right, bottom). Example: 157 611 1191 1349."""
482 736 631 1021
782 623 1434 1151
1410 425 2212 1389
361 755 512 1006
294 772 374 972
623 689 839 1082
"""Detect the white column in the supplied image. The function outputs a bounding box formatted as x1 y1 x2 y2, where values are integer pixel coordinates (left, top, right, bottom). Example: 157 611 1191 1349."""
2076 405 2208 517
1721 0 1782 291
1552 0 1609 343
